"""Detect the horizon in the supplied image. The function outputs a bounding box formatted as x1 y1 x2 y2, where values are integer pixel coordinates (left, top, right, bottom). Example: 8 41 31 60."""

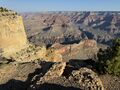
0 0 120 12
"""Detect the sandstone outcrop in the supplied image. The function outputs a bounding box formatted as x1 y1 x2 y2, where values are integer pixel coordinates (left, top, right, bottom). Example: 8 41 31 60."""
10 43 63 63
51 39 98 61
0 10 27 58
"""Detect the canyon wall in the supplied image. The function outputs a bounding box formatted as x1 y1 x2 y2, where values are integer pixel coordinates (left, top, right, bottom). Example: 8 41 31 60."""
0 12 27 58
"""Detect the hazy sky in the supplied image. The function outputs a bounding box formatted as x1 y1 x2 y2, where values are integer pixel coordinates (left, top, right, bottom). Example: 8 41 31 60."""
0 0 120 12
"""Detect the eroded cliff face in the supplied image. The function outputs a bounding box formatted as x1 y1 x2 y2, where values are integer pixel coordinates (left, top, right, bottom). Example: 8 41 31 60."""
0 12 27 58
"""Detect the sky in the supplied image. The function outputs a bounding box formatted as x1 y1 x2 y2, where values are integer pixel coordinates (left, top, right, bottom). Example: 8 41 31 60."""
0 0 120 12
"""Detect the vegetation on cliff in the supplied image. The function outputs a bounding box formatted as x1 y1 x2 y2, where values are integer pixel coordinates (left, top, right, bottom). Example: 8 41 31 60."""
98 38 120 76
0 7 17 16
0 7 9 12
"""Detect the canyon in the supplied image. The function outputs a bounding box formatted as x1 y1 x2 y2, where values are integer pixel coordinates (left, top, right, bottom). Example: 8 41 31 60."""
22 12 120 47
0 9 120 90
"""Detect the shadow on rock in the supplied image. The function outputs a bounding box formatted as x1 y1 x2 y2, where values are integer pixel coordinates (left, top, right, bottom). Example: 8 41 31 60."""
32 83 81 90
26 61 54 86
0 79 25 90
63 59 97 78
0 60 97 90
0 80 81 90
69 59 97 69
0 61 54 90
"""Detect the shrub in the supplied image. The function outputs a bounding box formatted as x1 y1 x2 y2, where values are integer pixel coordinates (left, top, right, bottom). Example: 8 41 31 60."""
97 38 120 76
0 7 5 12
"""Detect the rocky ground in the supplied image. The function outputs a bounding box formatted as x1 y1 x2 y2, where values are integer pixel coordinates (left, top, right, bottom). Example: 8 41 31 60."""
0 60 119 90
100 75 120 90
0 60 99 90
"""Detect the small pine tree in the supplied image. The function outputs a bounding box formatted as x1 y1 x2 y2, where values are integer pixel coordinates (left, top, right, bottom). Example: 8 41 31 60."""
98 38 120 76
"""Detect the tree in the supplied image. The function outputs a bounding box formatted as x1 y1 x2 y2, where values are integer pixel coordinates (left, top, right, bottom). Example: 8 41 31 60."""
0 7 4 12
97 38 120 76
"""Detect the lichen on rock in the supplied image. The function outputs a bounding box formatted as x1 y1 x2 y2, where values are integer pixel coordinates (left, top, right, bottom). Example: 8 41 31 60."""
69 68 104 90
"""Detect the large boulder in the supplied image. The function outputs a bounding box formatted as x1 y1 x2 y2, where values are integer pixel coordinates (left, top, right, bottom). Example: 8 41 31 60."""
69 68 104 90
39 62 66 82
28 62 66 89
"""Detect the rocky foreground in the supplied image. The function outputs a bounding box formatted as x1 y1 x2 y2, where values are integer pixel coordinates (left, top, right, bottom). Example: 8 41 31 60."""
0 8 120 90
0 61 104 90
0 60 120 90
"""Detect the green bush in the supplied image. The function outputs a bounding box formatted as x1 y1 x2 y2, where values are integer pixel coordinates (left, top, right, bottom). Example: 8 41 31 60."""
97 38 120 76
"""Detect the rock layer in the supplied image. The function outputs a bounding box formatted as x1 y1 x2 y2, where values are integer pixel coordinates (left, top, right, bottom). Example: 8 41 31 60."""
51 39 98 61
0 11 27 58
